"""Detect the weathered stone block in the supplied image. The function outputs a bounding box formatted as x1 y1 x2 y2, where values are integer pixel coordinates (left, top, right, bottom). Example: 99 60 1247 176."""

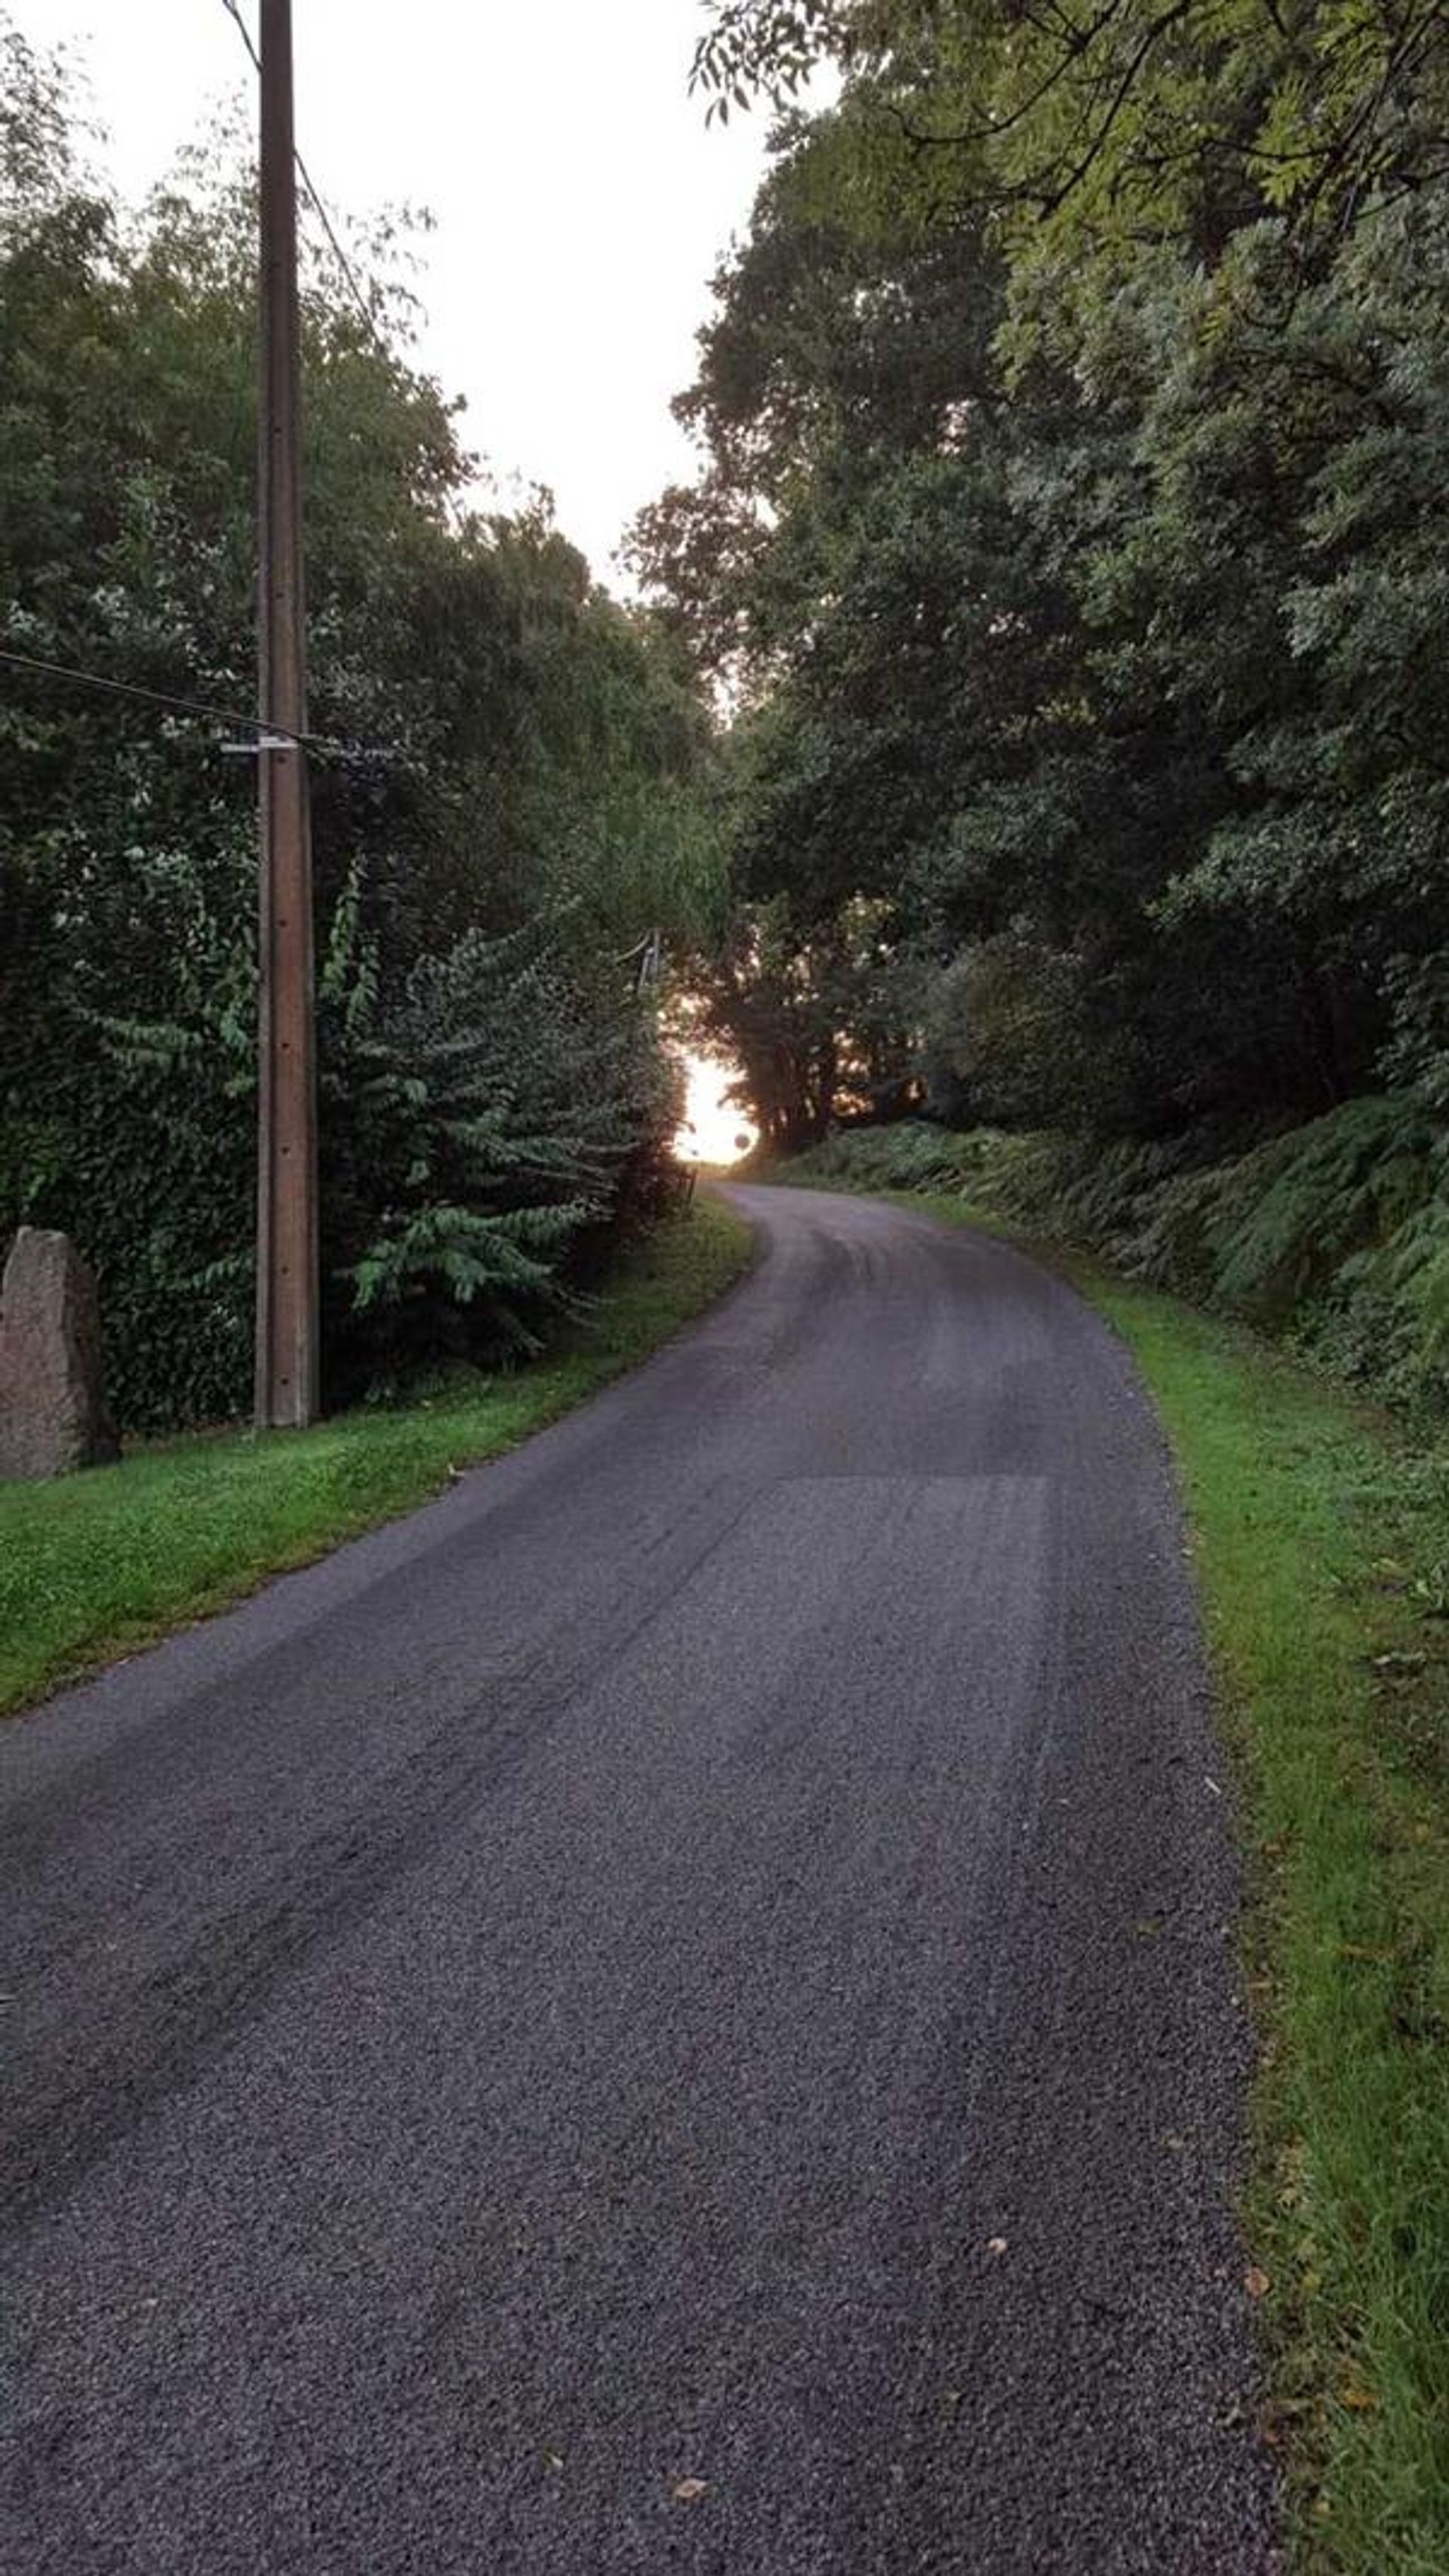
0 1228 119 1480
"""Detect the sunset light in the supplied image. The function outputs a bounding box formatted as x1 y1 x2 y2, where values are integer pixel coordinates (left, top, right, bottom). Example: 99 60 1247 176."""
675 1053 757 1168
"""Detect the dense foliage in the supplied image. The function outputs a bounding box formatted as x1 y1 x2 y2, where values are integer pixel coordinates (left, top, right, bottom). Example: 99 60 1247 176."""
629 0 1448 1411
0 21 720 1427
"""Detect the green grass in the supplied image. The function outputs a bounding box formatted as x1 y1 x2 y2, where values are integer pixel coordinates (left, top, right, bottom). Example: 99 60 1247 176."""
0 1196 754 1720
1085 1268 1449 2574
778 1171 1449 2571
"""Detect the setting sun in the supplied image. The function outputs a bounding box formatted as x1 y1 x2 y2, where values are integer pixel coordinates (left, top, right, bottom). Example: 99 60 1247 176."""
675 1053 757 1168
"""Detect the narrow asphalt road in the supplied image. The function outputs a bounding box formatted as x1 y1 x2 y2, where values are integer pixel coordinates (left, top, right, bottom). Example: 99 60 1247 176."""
2 1186 1275 2573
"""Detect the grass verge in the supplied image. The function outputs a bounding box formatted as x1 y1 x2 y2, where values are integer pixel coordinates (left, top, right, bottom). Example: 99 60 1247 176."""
0 1195 754 1720
1084 1260 1449 2576
777 1173 1449 2572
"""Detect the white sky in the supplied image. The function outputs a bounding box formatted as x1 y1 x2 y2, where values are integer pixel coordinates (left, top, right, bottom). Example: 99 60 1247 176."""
17 0 787 586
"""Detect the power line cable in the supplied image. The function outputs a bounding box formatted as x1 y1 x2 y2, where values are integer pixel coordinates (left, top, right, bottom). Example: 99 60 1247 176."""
219 0 395 364
219 0 261 75
0 645 395 761
295 157 391 362
0 11 408 767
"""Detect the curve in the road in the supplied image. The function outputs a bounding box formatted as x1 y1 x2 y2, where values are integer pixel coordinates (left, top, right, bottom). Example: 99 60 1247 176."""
2 1185 1276 2573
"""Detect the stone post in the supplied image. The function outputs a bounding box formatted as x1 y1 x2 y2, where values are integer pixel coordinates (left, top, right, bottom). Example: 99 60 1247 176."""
0 1228 120 1480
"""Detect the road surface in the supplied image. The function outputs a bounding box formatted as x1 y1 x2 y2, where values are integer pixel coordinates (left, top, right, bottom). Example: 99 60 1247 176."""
2 1185 1275 2572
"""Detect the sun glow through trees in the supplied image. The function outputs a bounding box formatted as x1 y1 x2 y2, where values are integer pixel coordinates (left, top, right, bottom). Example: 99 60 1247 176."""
675 1053 757 1168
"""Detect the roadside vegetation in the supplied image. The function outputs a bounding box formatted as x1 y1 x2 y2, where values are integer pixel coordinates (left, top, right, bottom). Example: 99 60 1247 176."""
771 1138 1449 2569
1 20 727 1433
0 1197 752 1720
1098 1274 1449 2574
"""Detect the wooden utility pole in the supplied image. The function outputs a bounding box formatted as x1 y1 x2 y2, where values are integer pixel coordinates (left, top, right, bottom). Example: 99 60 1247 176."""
254 0 319 1428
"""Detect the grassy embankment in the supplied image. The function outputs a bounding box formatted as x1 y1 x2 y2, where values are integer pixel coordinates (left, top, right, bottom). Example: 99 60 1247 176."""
0 1196 753 1720
775 1154 1449 2575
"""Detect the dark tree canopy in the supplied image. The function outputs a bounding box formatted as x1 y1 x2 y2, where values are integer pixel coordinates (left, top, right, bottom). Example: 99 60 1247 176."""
634 0 1447 1154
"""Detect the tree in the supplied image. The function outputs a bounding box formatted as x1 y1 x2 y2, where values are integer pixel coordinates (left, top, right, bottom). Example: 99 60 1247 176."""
0 21 721 1425
636 0 1447 1151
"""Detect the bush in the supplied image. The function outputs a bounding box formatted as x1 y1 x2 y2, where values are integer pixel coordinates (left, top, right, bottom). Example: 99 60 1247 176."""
1 863 675 1428
323 897 674 1396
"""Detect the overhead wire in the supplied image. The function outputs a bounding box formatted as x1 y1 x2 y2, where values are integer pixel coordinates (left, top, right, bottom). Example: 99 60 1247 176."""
218 0 396 367
0 9 406 765
0 647 395 762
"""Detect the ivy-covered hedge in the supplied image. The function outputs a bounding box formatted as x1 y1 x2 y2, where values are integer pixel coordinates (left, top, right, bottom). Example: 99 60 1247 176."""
1 858 674 1431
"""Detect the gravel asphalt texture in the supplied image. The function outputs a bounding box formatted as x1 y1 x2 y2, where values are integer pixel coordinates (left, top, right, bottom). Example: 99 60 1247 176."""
2 1185 1278 2572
